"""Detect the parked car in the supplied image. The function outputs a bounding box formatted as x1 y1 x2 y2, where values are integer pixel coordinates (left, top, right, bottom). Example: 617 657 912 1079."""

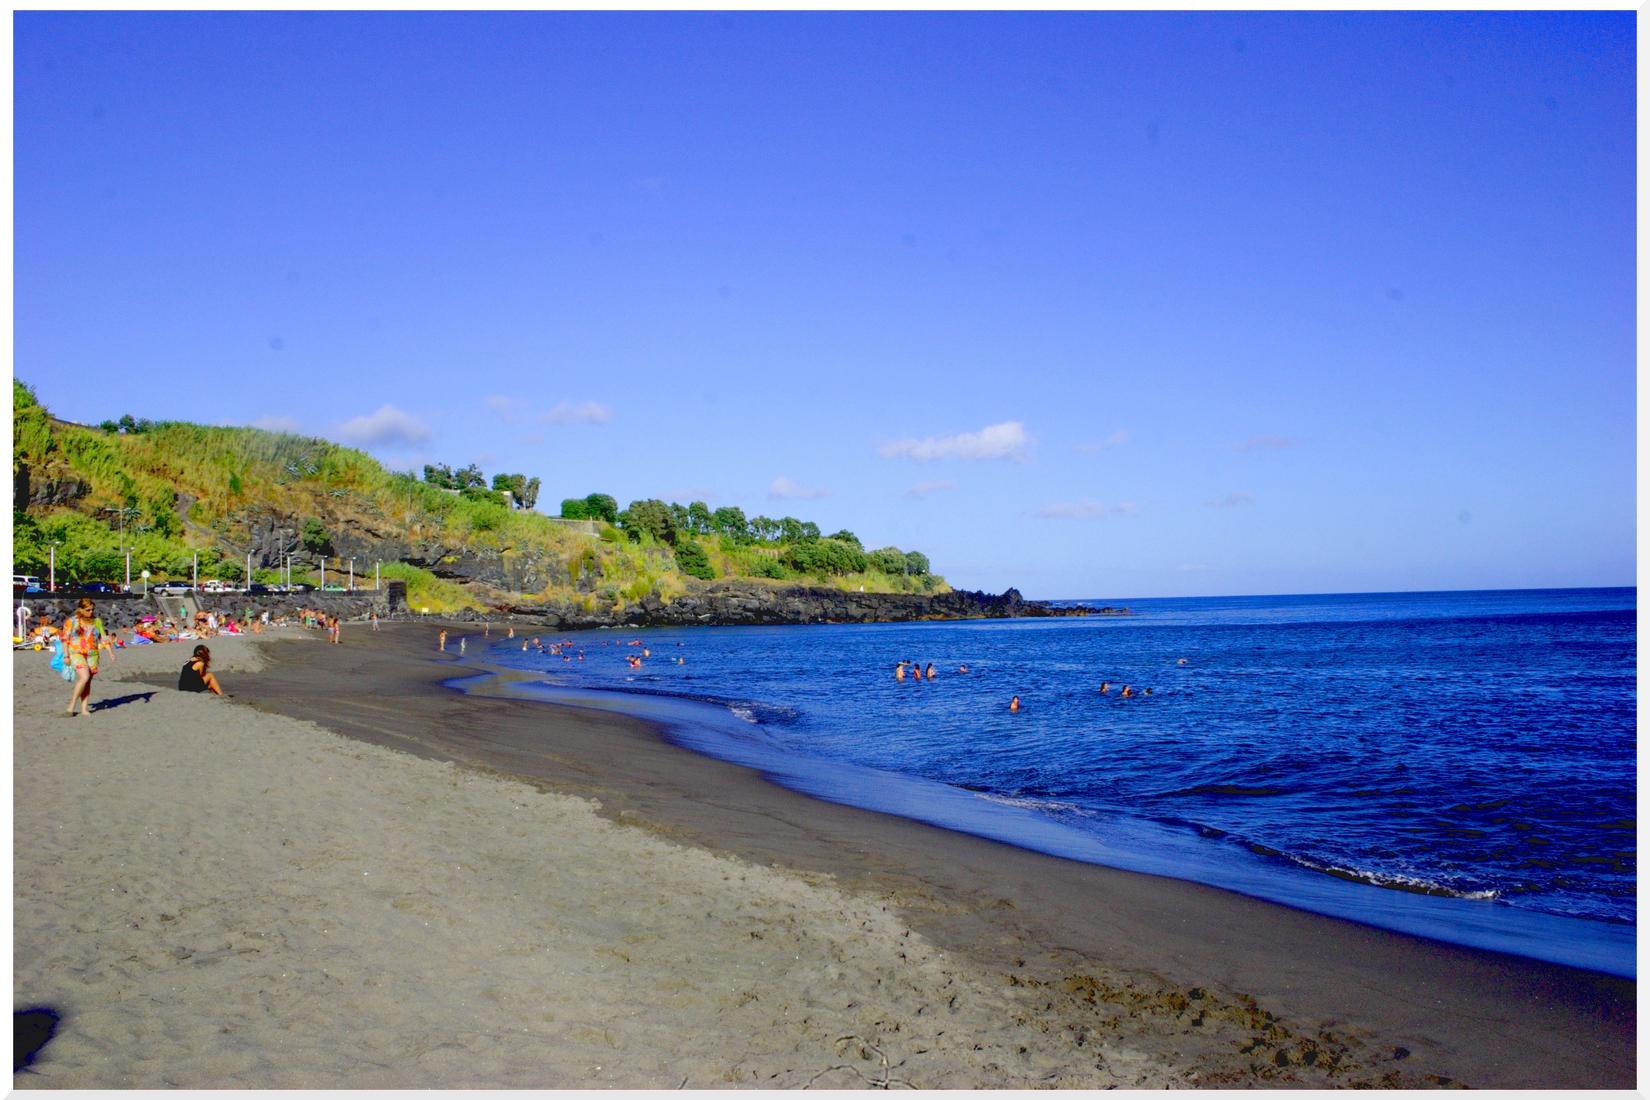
287 583 315 594
321 584 346 592
79 582 121 595
152 580 194 596
201 579 235 594
13 575 43 594
246 583 275 595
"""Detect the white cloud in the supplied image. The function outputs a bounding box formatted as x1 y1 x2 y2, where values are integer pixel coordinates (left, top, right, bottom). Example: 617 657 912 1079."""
1232 434 1297 452
249 415 303 434
542 401 613 425
878 420 1031 462
333 405 433 448
483 394 521 421
1205 492 1256 508
1074 430 1129 454
769 476 828 501
1035 499 1137 520
904 480 957 499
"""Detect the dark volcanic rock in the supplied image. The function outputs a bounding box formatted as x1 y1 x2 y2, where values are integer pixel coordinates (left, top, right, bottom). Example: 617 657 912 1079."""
491 582 1110 630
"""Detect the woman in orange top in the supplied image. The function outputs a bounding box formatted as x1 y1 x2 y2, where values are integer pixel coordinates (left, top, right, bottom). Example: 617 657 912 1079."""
62 598 111 717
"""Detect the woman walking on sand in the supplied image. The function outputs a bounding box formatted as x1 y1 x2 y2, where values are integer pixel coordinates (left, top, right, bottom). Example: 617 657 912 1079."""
62 598 111 717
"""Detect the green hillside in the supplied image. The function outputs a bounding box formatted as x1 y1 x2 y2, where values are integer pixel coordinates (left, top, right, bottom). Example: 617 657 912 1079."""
11 380 948 612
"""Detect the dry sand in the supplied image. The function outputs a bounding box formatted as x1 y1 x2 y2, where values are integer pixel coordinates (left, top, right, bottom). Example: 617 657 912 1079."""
12 625 1636 1088
13 633 1176 1087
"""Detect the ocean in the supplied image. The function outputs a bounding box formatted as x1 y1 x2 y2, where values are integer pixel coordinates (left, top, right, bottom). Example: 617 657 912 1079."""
465 587 1636 977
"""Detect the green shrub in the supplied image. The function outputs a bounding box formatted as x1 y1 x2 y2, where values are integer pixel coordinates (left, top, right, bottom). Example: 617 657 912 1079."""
674 539 715 580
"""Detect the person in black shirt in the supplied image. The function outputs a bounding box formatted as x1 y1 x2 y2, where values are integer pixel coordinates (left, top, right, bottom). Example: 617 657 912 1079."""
179 645 224 696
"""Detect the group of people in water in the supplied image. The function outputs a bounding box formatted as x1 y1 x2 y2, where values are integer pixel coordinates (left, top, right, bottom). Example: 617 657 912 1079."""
894 660 966 681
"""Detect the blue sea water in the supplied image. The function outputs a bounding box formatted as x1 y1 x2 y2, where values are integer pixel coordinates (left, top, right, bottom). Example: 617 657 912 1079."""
465 587 1636 977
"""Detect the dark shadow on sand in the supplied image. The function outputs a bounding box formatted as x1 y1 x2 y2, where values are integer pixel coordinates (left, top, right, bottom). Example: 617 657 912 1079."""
90 692 157 712
14 1006 61 1071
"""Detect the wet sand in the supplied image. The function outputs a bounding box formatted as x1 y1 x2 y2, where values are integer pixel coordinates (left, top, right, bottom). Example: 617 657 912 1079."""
12 622 1634 1087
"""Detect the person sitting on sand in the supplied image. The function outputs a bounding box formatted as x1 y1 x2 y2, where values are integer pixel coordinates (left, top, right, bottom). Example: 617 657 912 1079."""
178 644 225 696
439 629 447 652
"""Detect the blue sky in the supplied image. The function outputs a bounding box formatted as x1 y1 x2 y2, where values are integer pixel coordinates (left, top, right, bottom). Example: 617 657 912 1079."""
14 11 1636 598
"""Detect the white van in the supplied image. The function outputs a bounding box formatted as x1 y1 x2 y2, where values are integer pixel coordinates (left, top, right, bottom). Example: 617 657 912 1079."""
13 575 42 593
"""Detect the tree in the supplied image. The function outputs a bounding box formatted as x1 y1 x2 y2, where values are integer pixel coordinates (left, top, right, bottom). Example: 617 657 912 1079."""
778 516 804 543
423 463 455 489
869 546 907 575
455 464 486 490
673 538 715 580
584 493 619 524
828 529 862 549
98 419 119 433
904 550 930 576
711 506 749 542
618 499 677 545
519 476 541 511
687 501 713 535
118 414 138 434
560 498 590 519
798 521 821 542
300 517 331 553
750 515 779 542
668 502 690 531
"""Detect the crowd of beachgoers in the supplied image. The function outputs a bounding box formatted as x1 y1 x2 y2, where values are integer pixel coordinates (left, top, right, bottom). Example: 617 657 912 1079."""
14 597 362 715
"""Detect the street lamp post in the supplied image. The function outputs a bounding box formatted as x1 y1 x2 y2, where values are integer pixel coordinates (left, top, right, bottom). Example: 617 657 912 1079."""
48 543 58 592
125 550 132 591
140 569 150 596
349 558 355 592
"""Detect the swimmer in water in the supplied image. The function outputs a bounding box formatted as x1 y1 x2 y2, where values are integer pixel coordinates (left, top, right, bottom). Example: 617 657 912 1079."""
1120 685 1133 698
1144 687 1153 696
1009 695 1020 712
957 665 969 673
895 662 906 681
1099 681 1110 694
925 663 935 680
1177 658 1187 666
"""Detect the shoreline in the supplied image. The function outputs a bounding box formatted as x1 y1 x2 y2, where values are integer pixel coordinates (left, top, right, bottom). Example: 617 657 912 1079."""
14 621 1635 1087
235 622 1632 1087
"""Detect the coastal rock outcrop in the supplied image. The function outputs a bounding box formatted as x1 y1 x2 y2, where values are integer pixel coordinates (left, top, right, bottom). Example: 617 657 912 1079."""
493 582 1115 630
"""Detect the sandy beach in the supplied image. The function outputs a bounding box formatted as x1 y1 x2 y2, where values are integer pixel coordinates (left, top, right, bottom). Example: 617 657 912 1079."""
12 622 1635 1088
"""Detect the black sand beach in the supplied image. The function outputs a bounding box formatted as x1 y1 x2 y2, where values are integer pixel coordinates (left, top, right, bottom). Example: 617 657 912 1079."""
224 622 1634 1088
